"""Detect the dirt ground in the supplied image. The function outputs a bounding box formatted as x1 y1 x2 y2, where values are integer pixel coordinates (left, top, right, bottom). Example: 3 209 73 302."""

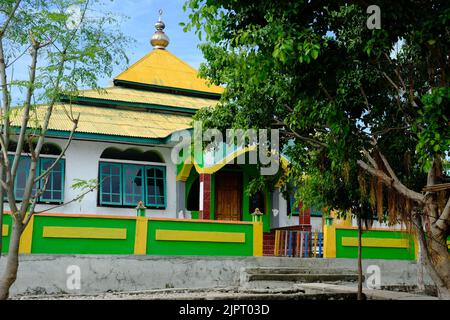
12 287 357 300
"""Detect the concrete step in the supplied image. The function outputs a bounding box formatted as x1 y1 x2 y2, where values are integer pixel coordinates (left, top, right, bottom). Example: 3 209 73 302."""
239 267 361 290
244 267 357 275
295 283 438 300
247 273 360 283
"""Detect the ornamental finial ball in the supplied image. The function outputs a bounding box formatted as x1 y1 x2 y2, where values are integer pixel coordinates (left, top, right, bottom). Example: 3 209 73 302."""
150 9 170 49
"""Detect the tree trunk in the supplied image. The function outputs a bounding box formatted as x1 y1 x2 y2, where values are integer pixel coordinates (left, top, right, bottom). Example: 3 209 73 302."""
357 215 364 300
0 217 22 300
0 165 4 257
414 213 450 299
417 238 425 292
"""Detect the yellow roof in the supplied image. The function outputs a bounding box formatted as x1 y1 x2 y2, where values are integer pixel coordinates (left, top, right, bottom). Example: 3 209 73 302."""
12 104 193 139
79 86 218 110
114 49 224 95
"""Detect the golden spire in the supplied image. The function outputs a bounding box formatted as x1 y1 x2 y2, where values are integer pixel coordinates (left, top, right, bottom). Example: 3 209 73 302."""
150 9 170 50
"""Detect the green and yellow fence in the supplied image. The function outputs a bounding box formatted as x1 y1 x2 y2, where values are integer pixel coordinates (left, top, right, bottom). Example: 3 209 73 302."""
324 223 450 260
1 213 263 257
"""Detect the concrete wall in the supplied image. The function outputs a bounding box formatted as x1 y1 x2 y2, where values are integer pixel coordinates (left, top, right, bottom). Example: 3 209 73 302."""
2 255 433 296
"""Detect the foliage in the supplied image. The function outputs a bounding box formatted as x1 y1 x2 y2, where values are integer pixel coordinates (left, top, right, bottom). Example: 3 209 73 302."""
183 0 449 221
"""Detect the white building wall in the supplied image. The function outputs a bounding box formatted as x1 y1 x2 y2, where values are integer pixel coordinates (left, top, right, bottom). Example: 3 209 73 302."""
7 138 178 218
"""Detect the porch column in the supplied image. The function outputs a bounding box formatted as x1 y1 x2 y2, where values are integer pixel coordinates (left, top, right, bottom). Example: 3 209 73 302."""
199 174 212 220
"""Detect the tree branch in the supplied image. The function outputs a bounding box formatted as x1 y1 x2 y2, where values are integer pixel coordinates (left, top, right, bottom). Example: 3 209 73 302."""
33 113 79 183
357 159 424 203
378 151 399 181
0 0 22 38
435 196 450 232
10 40 38 181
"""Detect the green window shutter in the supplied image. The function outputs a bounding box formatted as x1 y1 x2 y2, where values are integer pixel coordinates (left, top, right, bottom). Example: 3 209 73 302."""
145 166 166 209
99 162 122 206
39 158 65 203
122 164 144 206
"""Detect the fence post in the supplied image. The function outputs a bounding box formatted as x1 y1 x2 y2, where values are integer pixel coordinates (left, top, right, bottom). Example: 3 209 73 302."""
323 220 336 258
134 217 148 255
19 215 35 254
253 221 263 257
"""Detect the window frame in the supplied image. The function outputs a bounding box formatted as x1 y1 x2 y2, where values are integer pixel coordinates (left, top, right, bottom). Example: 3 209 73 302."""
99 162 123 206
98 161 167 209
144 165 167 209
39 157 66 204
6 154 66 204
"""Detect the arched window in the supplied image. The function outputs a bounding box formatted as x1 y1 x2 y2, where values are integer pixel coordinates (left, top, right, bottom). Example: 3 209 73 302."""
98 148 167 209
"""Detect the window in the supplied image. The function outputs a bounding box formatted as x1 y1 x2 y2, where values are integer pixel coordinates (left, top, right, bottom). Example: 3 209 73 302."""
39 158 65 203
6 155 65 203
99 162 167 209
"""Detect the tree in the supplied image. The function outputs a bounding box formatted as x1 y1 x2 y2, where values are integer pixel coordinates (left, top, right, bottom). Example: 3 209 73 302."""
0 0 129 299
183 0 450 298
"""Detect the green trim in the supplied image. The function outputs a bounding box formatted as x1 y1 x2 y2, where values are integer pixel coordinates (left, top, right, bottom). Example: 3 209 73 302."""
61 95 199 115
49 130 167 145
113 79 222 100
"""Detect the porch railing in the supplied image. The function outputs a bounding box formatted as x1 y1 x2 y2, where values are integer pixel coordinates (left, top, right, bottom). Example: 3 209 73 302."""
274 230 323 258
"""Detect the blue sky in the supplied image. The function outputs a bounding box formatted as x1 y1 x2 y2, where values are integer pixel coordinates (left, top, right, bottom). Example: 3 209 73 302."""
98 0 204 87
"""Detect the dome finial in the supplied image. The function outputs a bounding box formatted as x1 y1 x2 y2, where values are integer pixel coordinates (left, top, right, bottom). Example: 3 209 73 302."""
151 9 170 50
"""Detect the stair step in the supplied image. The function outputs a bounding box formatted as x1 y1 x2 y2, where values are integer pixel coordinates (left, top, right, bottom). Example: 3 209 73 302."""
244 267 356 275
247 273 361 283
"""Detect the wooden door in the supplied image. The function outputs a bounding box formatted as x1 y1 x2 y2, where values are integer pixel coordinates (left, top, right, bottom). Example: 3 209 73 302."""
215 172 242 221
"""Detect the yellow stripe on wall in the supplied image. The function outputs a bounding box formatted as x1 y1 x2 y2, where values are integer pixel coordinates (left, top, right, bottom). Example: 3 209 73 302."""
2 225 9 237
342 237 409 249
43 227 127 240
156 230 245 243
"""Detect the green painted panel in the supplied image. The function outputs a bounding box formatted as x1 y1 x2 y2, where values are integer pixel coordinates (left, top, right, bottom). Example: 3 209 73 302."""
147 220 253 256
190 211 199 220
336 228 416 260
31 216 136 254
1 214 12 254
